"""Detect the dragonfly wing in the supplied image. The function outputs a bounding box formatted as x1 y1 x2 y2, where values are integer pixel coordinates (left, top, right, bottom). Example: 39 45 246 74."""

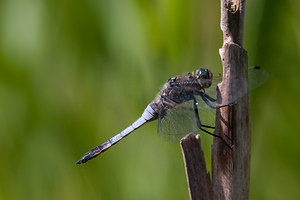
206 67 268 104
157 67 268 143
158 97 217 142
158 100 199 142
248 67 269 91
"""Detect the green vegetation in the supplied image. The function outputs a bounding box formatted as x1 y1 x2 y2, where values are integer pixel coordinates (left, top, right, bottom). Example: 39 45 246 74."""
0 0 299 199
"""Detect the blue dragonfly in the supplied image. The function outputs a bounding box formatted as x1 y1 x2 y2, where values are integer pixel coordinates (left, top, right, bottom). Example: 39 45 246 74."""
76 67 267 164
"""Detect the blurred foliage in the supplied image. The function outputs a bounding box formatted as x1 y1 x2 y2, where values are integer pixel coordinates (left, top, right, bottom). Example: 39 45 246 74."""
0 0 299 199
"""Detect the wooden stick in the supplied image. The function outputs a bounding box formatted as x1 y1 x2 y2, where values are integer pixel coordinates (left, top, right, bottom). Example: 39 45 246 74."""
212 0 250 200
180 1 250 199
180 133 212 200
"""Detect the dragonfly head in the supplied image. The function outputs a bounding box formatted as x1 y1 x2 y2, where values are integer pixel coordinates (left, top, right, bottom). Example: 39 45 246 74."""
196 68 213 88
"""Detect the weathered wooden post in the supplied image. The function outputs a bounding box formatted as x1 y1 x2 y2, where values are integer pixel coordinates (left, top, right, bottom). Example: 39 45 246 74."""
181 1 250 199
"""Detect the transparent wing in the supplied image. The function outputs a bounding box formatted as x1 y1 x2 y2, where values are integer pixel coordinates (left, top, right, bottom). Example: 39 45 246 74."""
158 101 198 142
157 67 268 143
205 67 268 102
248 67 269 91
158 96 217 142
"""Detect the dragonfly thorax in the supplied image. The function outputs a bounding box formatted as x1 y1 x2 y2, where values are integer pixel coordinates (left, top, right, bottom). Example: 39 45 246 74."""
149 69 213 116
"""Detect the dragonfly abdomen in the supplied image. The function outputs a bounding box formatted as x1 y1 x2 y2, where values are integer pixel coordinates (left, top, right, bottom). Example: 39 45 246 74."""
76 104 157 164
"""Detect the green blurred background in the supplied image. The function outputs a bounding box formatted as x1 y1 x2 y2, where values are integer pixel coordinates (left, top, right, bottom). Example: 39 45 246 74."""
0 0 299 199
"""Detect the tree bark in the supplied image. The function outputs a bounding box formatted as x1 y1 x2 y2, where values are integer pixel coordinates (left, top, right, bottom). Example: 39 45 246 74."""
212 0 250 200
181 134 212 200
181 0 250 200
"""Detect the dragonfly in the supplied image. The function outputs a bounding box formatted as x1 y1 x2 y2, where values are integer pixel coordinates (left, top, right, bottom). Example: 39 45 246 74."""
76 67 267 164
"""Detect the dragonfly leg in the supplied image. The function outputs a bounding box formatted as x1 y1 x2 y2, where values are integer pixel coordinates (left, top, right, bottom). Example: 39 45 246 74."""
203 93 216 102
200 93 235 109
201 124 215 129
200 94 218 109
193 97 202 128
192 96 232 149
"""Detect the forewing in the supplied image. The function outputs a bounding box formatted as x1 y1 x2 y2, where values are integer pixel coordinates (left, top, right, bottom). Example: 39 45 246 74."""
157 67 268 143
206 67 268 104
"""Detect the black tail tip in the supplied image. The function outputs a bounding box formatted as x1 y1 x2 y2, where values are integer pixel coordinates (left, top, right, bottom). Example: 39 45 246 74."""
76 147 102 165
76 160 81 165
76 158 87 165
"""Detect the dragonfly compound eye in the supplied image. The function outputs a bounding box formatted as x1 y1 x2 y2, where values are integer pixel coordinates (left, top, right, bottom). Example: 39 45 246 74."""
196 68 210 79
196 68 213 88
